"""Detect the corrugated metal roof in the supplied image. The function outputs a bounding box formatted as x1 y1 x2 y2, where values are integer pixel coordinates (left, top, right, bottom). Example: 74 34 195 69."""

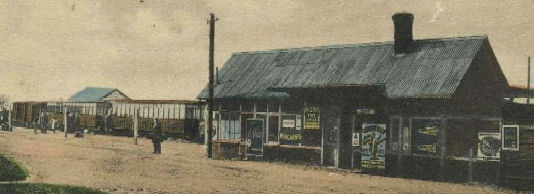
69 87 119 102
197 35 488 99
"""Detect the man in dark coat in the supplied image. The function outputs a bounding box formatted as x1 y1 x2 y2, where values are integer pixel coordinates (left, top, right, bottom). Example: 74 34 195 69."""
74 112 85 137
152 118 162 154
104 113 113 135
40 111 48 133
67 112 74 133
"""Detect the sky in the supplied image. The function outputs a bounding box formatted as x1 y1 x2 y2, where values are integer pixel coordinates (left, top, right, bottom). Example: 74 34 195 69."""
1 0 533 102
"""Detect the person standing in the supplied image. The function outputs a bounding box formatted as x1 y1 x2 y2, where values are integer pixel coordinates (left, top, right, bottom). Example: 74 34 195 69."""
104 113 113 135
35 113 43 134
152 118 162 154
50 117 57 133
67 112 74 133
74 112 81 133
40 111 48 133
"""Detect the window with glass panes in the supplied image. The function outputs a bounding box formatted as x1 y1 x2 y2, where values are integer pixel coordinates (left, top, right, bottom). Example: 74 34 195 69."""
218 111 241 140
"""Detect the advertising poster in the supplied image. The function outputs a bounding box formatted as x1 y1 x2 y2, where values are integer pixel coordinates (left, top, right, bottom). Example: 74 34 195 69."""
502 125 519 151
303 107 320 130
411 119 440 154
361 123 386 169
477 132 501 161
280 115 301 145
246 119 264 155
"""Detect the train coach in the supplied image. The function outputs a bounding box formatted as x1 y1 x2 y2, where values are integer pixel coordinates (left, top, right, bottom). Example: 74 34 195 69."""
12 101 47 127
45 101 111 131
11 100 205 140
109 100 204 139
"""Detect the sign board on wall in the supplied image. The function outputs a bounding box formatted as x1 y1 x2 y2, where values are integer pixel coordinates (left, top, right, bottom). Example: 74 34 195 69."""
502 125 519 151
282 119 295 128
477 132 501 161
295 115 302 131
280 115 301 146
212 120 218 140
246 119 264 156
411 119 440 154
303 107 320 130
361 124 386 169
352 132 360 147
356 109 375 115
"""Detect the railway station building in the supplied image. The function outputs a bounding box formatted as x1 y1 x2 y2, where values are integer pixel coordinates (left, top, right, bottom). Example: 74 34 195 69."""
197 13 534 188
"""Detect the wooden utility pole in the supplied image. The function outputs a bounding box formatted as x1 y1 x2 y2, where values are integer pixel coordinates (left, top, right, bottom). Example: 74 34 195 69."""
8 107 12 132
207 13 217 159
528 56 531 104
134 108 139 145
63 107 68 138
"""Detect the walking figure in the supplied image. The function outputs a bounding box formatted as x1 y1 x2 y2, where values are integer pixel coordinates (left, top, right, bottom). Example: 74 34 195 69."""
152 118 162 154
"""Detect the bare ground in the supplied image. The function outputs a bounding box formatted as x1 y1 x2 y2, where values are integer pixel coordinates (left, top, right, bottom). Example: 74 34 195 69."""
0 128 517 194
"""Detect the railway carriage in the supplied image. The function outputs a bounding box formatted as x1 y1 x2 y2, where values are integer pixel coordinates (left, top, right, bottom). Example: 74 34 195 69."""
109 100 204 139
12 102 47 127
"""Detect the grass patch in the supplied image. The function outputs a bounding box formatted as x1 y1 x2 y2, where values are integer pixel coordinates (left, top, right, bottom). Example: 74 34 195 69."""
0 154 28 181
0 183 107 194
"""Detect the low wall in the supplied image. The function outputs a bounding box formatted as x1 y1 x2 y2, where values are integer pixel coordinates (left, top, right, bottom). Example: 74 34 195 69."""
212 141 321 164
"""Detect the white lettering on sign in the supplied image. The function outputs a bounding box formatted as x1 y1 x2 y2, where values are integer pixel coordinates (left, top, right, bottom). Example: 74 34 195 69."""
283 119 295 128
357 109 375 115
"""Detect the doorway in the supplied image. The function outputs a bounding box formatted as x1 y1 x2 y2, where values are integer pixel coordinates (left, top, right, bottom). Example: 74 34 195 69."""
321 105 340 167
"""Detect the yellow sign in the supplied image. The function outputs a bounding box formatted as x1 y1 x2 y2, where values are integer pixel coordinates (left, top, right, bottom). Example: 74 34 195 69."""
303 107 320 130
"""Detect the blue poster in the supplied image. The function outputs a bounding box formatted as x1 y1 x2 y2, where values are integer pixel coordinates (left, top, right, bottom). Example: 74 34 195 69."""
502 125 519 151
361 123 386 169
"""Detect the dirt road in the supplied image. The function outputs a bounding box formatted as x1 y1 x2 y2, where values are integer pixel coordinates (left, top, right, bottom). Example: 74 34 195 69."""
0 128 512 193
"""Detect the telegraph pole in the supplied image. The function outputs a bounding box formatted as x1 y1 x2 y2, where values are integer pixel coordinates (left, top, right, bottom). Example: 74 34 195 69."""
528 56 531 105
207 13 217 159
133 108 139 145
64 106 68 138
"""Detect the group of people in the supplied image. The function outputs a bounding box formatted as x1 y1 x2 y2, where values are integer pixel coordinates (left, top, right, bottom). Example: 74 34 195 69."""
0 109 10 131
34 111 57 134
33 110 163 154
34 111 82 135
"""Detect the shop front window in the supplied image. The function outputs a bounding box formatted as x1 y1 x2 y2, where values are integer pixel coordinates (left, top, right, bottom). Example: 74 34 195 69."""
268 115 279 142
302 106 321 147
411 119 440 155
218 111 241 140
280 114 301 146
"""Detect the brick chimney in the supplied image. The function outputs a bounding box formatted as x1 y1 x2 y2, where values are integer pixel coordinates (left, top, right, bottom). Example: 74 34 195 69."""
392 13 414 54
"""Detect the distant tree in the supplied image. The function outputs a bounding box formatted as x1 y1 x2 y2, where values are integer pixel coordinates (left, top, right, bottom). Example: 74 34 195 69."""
0 94 8 110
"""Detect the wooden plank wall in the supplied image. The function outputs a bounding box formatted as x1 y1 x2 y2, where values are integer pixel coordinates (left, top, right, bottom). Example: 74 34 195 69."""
502 128 534 189
79 115 96 128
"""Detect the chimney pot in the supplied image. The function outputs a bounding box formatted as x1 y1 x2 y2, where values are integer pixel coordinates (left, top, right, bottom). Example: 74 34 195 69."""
392 13 414 54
